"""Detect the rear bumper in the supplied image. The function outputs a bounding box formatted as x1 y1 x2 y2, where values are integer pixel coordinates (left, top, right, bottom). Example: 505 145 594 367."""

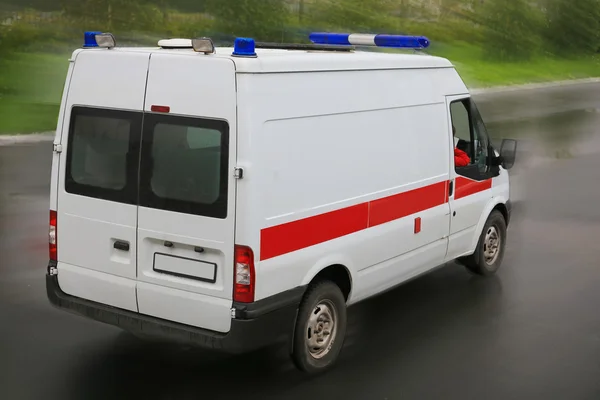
46 266 304 354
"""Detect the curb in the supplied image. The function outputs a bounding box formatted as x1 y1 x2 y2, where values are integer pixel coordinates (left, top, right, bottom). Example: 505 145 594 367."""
0 132 54 146
471 77 600 95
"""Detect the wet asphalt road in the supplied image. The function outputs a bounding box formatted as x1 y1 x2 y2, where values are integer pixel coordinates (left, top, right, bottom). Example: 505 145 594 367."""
2 83 600 399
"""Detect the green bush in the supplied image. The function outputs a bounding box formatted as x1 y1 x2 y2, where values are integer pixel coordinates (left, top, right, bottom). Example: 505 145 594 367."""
204 0 291 42
480 0 543 62
0 19 74 56
61 0 164 33
160 12 214 38
400 18 482 45
306 0 399 33
545 0 600 56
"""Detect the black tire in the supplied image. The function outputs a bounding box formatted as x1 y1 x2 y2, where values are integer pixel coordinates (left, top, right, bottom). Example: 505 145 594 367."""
291 280 347 374
460 210 507 276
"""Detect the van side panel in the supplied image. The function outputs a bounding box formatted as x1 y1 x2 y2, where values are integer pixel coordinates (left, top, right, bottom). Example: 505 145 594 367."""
236 68 461 303
56 50 151 311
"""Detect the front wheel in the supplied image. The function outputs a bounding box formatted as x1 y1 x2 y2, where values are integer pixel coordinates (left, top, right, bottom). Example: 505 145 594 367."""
460 210 507 276
291 281 347 374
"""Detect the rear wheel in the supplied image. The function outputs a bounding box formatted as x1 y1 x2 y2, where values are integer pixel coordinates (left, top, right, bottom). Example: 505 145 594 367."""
291 281 347 374
460 210 507 276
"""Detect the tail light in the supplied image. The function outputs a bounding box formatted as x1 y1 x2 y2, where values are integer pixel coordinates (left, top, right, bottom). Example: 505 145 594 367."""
49 210 57 261
234 245 255 303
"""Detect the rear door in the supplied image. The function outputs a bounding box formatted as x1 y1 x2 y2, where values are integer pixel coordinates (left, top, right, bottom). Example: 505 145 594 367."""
136 54 237 333
56 50 149 311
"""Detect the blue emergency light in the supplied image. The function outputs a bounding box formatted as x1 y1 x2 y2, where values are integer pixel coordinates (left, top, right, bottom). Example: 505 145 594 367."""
232 37 257 57
83 31 102 47
83 31 116 48
309 32 430 49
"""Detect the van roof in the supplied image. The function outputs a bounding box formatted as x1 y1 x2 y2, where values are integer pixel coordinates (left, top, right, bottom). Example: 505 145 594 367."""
76 46 454 74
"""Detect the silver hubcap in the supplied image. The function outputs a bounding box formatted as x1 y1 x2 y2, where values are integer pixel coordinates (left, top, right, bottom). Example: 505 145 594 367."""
483 225 501 265
306 300 337 359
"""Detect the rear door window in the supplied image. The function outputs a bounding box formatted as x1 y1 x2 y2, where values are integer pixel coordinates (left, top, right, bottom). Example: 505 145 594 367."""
139 115 229 219
65 107 142 204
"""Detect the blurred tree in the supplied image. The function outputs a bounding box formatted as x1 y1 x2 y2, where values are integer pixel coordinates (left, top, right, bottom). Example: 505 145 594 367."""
480 0 543 61
61 0 162 31
203 0 290 41
167 0 207 13
438 0 466 17
307 0 398 32
1 0 62 11
545 0 600 55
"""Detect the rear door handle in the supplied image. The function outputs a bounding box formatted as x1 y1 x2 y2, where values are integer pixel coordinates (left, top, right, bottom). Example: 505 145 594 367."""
114 240 130 251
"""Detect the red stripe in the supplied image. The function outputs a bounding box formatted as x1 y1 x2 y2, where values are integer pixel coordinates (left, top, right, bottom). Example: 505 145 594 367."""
368 181 448 227
260 177 494 261
260 203 369 262
455 177 492 200
260 180 448 261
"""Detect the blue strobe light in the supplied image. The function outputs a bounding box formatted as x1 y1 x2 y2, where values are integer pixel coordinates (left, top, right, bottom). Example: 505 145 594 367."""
83 31 102 48
232 37 257 57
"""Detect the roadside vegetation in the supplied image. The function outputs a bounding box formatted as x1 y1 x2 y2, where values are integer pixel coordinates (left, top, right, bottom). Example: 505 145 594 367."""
1 0 599 133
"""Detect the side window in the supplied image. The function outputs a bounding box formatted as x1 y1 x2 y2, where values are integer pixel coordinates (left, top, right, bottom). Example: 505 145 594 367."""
65 107 142 204
449 98 491 176
471 104 490 174
450 101 471 150
139 115 229 219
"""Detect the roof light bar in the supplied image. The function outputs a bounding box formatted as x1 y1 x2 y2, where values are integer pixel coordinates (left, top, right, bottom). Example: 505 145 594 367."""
309 32 431 49
83 31 116 48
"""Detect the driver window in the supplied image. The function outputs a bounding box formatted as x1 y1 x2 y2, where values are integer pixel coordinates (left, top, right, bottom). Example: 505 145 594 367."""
471 104 490 175
450 98 491 177
450 101 471 152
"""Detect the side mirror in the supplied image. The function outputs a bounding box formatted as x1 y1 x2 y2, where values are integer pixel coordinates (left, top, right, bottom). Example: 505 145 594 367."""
499 139 517 170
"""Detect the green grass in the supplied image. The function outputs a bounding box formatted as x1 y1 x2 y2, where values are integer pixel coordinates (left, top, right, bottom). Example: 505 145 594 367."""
0 102 60 133
0 52 70 134
431 42 600 87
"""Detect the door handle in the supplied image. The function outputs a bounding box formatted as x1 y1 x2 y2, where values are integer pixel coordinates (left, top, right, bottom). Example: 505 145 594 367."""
114 240 130 251
164 241 174 248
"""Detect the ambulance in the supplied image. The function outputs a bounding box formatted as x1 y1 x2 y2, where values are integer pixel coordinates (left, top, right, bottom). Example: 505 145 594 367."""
46 32 517 374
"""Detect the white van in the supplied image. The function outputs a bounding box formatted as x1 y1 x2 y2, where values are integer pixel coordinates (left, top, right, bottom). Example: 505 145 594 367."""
47 32 517 374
